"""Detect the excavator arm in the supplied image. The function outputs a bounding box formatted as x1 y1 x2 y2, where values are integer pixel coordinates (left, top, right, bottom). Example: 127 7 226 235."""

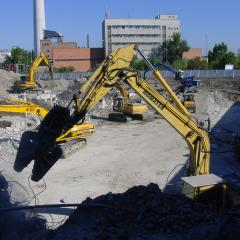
0 99 94 144
16 53 53 90
14 44 210 183
0 99 48 119
28 53 53 85
121 70 210 175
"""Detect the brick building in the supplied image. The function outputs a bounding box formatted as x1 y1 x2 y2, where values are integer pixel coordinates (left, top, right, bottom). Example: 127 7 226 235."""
53 48 104 72
182 48 202 60
40 39 104 72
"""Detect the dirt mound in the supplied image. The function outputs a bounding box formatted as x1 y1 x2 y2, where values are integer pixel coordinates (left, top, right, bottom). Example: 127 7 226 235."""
50 184 225 240
0 70 20 97
37 79 75 93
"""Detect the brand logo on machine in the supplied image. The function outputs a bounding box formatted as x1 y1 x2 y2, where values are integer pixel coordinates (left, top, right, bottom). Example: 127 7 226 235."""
143 90 164 110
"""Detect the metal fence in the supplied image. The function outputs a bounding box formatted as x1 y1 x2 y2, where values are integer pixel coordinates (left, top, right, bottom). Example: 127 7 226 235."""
146 70 240 79
36 70 240 81
36 71 91 81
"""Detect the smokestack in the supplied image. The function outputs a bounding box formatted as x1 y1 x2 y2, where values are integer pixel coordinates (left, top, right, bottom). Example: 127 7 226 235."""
87 34 90 48
34 0 46 55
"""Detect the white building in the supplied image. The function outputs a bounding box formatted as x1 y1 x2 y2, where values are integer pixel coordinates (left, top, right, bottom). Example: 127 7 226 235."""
0 50 11 63
102 15 180 57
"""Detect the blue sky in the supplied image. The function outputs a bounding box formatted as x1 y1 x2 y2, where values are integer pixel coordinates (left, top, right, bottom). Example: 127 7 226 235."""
1 0 239 53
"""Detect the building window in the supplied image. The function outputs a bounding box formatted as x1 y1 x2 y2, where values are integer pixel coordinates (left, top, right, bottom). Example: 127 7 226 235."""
111 34 161 38
112 42 160 46
111 25 161 30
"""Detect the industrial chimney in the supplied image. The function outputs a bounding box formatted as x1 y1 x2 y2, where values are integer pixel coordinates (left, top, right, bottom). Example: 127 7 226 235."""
33 0 46 55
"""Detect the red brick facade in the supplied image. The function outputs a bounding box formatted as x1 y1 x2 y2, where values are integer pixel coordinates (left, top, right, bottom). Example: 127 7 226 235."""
182 48 202 60
40 40 104 72
52 48 104 72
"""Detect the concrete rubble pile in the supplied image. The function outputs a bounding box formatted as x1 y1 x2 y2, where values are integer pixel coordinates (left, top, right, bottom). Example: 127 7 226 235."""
50 184 226 240
204 91 234 127
0 116 39 141
0 115 39 160
0 70 20 97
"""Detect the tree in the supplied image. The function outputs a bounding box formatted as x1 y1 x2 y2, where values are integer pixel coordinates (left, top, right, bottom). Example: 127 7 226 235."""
4 47 33 65
130 55 148 71
208 42 236 69
187 57 208 70
159 33 190 64
235 49 240 69
130 55 161 78
237 49 240 58
172 58 188 70
149 55 160 66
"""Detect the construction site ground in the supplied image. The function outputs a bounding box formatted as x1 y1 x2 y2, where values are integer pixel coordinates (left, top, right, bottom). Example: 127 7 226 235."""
0 70 240 239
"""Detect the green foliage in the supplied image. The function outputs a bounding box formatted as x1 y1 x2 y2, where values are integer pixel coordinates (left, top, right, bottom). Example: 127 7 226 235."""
172 58 188 70
159 33 190 64
4 47 33 65
187 58 208 70
149 55 160 66
54 66 75 73
130 55 161 72
208 42 236 69
130 55 148 71
234 57 240 69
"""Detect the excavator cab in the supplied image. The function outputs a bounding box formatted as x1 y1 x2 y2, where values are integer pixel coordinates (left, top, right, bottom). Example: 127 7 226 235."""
182 93 196 113
174 70 184 81
113 97 127 112
19 75 28 82
111 84 148 121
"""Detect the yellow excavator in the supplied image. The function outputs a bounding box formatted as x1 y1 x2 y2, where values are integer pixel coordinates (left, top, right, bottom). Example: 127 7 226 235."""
182 93 196 113
0 98 48 120
109 82 148 121
14 53 53 92
14 45 228 201
113 83 148 115
0 99 95 157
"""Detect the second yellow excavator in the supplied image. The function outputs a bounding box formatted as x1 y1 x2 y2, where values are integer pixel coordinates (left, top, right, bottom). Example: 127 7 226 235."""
14 53 53 92
109 82 148 121
181 93 196 113
0 98 95 158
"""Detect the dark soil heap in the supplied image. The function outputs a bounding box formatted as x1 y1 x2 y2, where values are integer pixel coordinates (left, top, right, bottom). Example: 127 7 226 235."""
50 183 229 240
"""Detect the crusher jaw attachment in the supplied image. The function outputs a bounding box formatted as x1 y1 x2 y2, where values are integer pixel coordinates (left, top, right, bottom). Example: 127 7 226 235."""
14 105 86 181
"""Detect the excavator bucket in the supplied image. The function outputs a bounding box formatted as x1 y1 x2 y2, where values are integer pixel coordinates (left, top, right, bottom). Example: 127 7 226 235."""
14 105 73 181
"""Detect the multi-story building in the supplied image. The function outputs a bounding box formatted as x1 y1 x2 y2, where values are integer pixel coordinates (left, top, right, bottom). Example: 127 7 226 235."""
102 15 180 57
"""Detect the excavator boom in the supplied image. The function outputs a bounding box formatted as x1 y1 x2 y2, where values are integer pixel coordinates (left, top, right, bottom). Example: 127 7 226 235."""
15 53 53 91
